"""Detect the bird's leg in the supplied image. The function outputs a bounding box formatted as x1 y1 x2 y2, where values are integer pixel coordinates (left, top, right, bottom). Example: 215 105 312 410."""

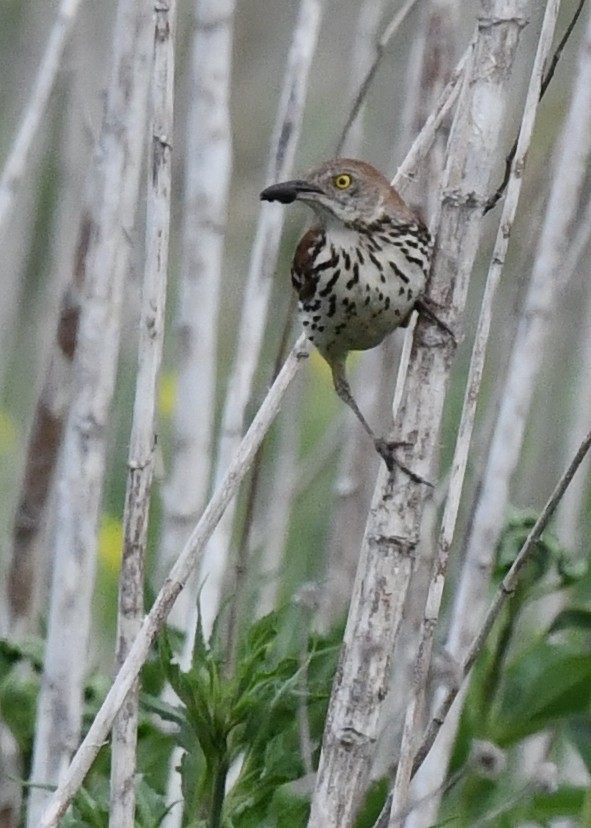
414 297 456 342
329 358 431 485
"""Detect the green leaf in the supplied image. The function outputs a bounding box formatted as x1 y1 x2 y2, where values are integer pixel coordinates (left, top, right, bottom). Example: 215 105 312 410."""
69 785 109 827
135 775 175 827
493 645 591 743
140 691 185 728
566 717 591 773
530 785 586 820
549 609 591 634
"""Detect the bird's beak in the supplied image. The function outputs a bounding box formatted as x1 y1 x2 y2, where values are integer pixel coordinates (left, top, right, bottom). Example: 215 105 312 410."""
260 179 324 205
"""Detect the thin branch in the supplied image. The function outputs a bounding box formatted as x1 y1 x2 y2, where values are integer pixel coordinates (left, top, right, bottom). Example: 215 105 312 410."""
389 1 563 821
336 0 422 155
484 0 587 213
109 3 176 826
414 426 591 773
0 0 85 245
438 0 591 776
338 0 387 157
37 337 310 828
394 43 472 194
197 0 325 639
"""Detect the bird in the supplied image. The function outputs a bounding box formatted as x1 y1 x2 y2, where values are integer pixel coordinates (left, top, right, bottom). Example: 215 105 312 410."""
260 158 433 476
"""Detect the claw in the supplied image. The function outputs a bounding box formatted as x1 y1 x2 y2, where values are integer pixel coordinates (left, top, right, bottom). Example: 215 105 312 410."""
374 438 433 486
415 297 456 344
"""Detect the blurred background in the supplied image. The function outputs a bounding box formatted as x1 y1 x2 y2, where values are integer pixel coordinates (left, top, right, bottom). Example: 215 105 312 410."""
1 0 587 645
1 1 591 822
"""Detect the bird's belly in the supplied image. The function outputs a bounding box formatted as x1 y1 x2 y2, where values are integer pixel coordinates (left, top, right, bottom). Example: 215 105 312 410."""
299 259 425 359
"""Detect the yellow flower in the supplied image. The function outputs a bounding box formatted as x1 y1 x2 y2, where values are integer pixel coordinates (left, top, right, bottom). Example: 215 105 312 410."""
0 409 18 454
98 514 123 574
159 372 177 418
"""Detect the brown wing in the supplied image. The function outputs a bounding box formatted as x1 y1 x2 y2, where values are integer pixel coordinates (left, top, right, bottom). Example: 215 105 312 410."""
291 226 325 302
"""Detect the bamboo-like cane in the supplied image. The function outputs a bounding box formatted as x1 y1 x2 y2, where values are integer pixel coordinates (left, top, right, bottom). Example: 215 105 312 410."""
197 0 326 638
392 2 562 824
306 3 529 825
26 1 152 824
159 2 235 822
109 4 176 827
412 3 591 820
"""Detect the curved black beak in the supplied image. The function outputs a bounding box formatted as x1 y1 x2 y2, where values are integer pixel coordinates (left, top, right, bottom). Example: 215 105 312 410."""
260 179 324 205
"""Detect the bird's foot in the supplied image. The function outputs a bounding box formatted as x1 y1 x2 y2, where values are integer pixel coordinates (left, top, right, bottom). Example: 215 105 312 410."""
373 438 433 486
415 297 457 344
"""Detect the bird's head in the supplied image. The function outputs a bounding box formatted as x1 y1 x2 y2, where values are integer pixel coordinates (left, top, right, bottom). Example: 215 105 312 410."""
260 158 410 227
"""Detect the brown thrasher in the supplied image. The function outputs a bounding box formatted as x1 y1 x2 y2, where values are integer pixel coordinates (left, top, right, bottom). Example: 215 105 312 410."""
261 158 433 474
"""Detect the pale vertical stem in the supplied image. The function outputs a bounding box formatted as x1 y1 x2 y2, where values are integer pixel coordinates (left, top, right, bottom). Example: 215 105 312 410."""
7 11 100 634
316 0 390 631
414 4 591 813
198 0 325 638
391 2 563 824
320 0 388 631
159 5 235 820
7 217 90 634
158 0 235 613
109 4 176 827
554 197 591 550
0 4 65 400
26 1 152 824
307 3 529 825
0 0 85 246
37 337 310 828
372 0 460 786
320 24 466 632
0 725 21 827
447 0 591 658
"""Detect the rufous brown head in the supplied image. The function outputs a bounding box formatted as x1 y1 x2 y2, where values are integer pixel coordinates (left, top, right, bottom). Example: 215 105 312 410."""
260 158 413 226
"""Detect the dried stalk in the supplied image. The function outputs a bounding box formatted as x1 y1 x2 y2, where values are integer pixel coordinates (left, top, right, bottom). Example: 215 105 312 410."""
419 0 591 808
371 0 461 790
159 3 235 821
320 30 469 631
109 3 176 826
37 337 310 828
26 1 152 823
197 0 325 638
306 3 529 825
8 216 90 633
158 0 235 615
391 1 563 823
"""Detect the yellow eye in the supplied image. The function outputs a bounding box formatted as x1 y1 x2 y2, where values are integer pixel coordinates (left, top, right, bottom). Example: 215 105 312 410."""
334 173 352 189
